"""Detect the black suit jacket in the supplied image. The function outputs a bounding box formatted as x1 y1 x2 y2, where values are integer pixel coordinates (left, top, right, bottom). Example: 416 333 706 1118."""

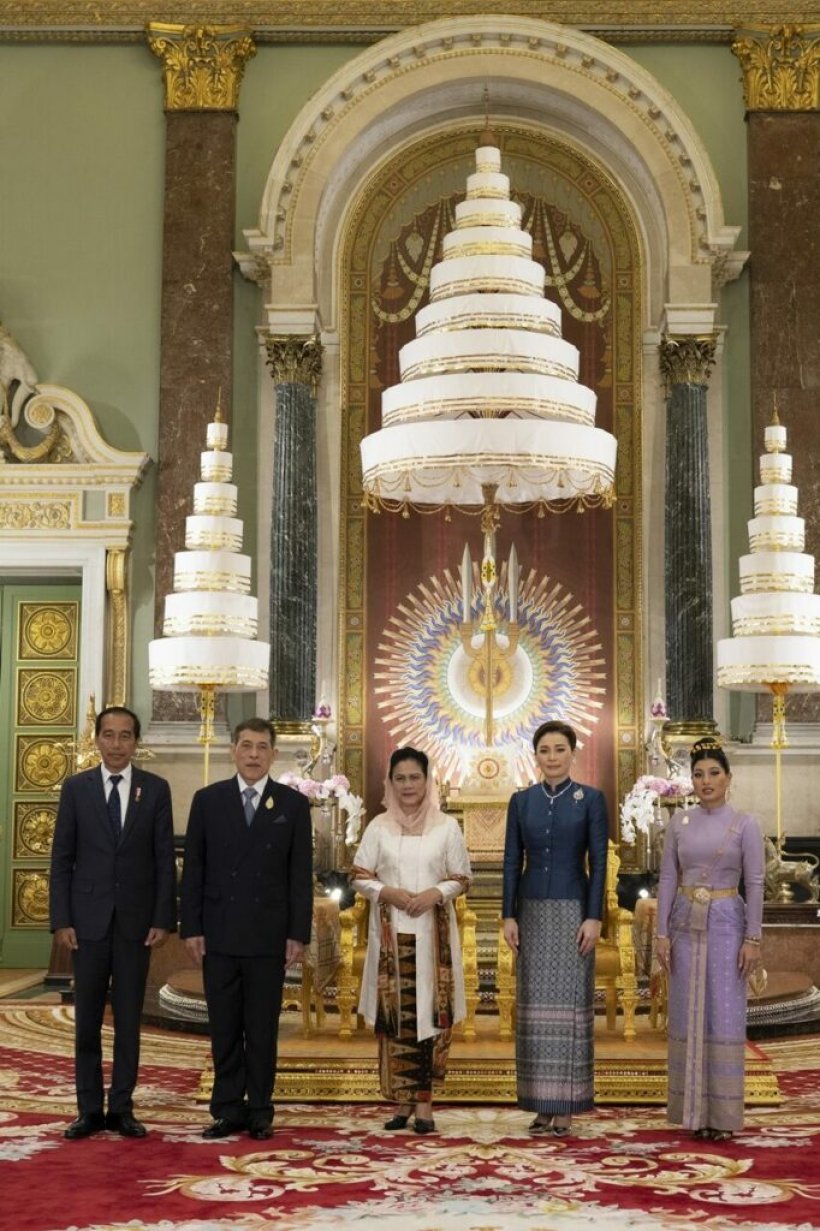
49 765 177 942
179 776 313 957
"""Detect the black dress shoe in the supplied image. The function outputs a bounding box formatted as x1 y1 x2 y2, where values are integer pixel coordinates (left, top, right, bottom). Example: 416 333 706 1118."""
384 1113 411 1130
202 1117 246 1139
106 1111 147 1138
65 1112 105 1140
248 1122 273 1140
413 1117 437 1134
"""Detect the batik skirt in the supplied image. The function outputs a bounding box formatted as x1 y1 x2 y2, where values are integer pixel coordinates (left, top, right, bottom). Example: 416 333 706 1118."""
378 933 451 1104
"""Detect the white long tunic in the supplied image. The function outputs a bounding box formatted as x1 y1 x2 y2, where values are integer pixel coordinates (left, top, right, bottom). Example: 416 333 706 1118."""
352 810 471 1041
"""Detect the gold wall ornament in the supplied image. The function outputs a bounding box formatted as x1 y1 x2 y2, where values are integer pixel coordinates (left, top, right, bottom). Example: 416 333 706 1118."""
147 23 256 111
265 334 323 392
732 25 820 111
0 500 72 530
18 669 75 726
12 870 50 926
16 737 70 792
0 408 61 462
19 602 77 659
14 803 57 858
658 334 717 389
106 549 128 707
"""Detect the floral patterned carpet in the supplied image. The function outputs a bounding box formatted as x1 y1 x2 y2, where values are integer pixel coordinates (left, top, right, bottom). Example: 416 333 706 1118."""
1 1004 819 1231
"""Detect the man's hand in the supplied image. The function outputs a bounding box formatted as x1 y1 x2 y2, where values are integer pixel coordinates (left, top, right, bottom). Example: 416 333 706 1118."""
502 918 519 954
55 927 78 952
185 935 206 965
285 939 305 969
144 927 169 948
405 887 443 917
577 918 602 957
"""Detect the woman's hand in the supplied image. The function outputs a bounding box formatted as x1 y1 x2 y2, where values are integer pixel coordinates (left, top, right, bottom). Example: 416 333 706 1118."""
405 887 443 917
738 940 761 979
576 918 601 957
655 936 671 974
502 917 519 953
379 885 412 910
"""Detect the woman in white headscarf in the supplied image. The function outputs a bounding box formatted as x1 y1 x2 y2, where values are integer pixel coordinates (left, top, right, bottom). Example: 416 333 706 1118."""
351 747 471 1134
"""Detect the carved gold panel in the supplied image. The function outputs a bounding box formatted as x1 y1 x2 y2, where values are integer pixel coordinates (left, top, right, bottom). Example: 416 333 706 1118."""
18 602 79 660
17 668 76 727
14 802 57 859
461 801 508 863
15 736 69 793
12 870 50 927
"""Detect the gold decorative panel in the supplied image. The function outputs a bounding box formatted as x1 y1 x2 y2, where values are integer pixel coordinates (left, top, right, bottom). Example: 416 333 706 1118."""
15 736 69 792
18 602 78 660
12 870 50 927
14 802 57 859
17 669 76 727
461 801 508 863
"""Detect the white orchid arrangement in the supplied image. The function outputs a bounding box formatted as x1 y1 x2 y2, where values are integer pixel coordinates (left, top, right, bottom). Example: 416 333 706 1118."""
620 773 693 845
278 772 366 846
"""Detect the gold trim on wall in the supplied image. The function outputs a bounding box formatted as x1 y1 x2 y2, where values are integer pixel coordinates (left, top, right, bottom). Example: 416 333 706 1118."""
106 549 128 707
3 4 819 44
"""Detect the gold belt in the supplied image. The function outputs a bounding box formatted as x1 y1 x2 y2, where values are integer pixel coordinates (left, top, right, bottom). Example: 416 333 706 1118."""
678 886 738 904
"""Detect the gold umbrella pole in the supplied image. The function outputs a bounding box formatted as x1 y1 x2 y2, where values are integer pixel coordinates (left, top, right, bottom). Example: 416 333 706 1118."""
768 681 789 850
197 683 216 787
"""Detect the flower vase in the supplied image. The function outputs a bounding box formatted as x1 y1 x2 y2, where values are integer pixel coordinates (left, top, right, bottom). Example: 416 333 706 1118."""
313 800 334 875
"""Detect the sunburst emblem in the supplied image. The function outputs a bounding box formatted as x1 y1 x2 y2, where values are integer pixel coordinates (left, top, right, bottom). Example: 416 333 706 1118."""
375 564 605 784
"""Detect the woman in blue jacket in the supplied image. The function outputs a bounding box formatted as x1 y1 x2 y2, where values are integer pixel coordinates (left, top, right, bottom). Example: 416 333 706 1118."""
502 720 608 1137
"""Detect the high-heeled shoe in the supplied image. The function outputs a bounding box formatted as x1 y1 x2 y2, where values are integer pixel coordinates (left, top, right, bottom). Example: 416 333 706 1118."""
528 1114 554 1134
413 1117 437 1134
384 1107 412 1130
552 1117 572 1137
709 1130 734 1143
692 1128 710 1139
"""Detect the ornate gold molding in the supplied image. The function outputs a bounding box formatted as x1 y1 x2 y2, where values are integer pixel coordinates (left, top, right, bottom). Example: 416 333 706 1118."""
732 24 820 110
659 334 717 388
106 549 128 707
3 5 818 45
265 335 323 391
147 23 256 111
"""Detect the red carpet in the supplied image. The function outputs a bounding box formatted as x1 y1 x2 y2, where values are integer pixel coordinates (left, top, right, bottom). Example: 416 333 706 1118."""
1 1005 819 1231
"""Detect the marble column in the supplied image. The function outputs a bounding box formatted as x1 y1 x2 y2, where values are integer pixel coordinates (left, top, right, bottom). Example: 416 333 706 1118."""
660 336 719 738
265 336 323 725
733 23 820 724
147 23 256 721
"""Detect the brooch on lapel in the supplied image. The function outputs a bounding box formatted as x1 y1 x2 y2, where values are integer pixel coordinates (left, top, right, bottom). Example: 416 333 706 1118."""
134 787 142 803
265 797 274 810
573 789 584 801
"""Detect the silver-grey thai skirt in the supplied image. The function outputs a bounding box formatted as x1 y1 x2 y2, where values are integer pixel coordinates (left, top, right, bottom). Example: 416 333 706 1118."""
515 897 595 1114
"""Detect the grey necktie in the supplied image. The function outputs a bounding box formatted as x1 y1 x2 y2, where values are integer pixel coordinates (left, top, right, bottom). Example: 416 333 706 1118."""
107 774 123 839
242 786 257 827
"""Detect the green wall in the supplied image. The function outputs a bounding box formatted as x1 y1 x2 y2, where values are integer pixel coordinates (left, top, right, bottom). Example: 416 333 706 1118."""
1 37 753 734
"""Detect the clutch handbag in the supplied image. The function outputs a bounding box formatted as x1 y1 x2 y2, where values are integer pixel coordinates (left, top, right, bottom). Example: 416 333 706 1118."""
747 964 768 998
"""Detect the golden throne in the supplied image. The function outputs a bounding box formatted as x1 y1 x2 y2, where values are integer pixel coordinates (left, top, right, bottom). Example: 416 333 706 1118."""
496 840 638 1041
337 894 479 1041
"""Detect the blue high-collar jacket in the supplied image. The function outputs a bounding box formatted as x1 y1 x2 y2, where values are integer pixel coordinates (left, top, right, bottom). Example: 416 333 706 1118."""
502 779 608 920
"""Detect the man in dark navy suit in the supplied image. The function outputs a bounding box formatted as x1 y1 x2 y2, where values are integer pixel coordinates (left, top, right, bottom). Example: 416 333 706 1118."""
50 705 176 1140
180 717 312 1140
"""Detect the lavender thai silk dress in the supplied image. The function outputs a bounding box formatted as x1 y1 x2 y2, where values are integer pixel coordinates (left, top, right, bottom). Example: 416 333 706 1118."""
656 804 765 1132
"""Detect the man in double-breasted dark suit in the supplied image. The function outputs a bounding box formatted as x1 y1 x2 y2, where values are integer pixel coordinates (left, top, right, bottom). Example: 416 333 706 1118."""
50 705 176 1140
180 717 312 1140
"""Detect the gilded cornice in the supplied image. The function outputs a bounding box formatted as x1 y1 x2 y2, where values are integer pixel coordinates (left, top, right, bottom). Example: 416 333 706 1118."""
659 335 717 388
732 24 820 110
265 335 323 391
3 3 820 44
147 22 255 110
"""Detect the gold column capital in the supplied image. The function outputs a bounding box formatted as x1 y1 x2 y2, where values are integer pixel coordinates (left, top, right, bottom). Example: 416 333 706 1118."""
265 334 323 392
659 334 717 389
147 22 256 111
732 24 820 111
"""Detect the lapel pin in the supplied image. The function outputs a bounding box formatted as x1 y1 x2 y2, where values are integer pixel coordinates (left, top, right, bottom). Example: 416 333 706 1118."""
265 797 274 810
134 787 142 803
573 788 584 801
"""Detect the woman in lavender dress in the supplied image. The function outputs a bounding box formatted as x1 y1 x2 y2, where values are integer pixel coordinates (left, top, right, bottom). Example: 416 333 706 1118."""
655 739 765 1141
